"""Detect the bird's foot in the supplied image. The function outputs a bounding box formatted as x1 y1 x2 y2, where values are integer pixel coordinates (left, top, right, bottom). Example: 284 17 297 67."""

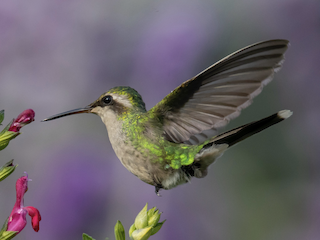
155 186 162 197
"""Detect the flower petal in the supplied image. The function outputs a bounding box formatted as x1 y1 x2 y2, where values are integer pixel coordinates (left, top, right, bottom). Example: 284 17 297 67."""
7 210 27 233
25 206 41 232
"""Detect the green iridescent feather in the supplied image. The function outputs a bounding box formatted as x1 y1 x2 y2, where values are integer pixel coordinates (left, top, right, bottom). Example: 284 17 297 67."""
107 86 208 169
119 111 204 169
108 86 146 109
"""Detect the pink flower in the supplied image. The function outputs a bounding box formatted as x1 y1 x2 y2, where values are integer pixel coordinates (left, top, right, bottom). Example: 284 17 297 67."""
7 173 41 233
8 109 35 132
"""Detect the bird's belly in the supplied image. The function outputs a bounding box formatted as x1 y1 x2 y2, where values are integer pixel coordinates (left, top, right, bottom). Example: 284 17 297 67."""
112 142 188 189
112 143 158 185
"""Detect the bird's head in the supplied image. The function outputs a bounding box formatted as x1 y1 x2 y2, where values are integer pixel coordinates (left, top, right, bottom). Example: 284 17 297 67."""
42 86 146 122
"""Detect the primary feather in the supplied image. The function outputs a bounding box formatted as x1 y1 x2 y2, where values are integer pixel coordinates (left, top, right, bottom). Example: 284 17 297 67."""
149 39 289 145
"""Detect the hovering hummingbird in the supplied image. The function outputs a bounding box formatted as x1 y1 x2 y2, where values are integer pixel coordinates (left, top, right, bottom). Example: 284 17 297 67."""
43 39 292 195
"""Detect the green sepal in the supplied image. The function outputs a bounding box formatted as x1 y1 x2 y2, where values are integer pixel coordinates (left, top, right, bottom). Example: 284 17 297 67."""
147 209 160 226
0 231 18 240
130 227 152 240
0 121 20 151
82 233 96 240
134 204 148 229
146 207 156 220
0 110 4 125
128 223 136 239
114 220 125 240
0 220 18 240
0 120 14 136
0 160 17 182
150 220 166 236
0 218 8 236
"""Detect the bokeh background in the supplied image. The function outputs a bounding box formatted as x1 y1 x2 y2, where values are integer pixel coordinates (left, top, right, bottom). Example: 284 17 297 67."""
0 0 319 239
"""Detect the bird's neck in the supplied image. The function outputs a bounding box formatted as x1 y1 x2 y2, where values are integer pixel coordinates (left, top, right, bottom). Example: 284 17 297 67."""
101 107 155 148
120 111 158 143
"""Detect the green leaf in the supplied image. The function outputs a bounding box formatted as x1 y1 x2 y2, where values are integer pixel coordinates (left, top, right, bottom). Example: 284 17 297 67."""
0 160 17 182
0 110 4 125
82 233 96 240
114 220 125 240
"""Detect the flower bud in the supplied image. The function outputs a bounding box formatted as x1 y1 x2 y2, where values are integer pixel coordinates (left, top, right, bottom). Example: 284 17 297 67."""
8 109 35 132
114 220 125 240
0 160 17 182
129 203 165 240
0 109 35 150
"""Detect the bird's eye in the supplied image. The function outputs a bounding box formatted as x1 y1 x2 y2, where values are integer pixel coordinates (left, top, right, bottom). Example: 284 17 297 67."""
102 95 113 105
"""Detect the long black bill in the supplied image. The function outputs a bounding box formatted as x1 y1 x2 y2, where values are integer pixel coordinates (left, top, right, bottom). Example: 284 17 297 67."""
42 106 92 122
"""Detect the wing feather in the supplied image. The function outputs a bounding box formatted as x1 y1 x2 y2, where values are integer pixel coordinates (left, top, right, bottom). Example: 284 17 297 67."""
149 39 289 144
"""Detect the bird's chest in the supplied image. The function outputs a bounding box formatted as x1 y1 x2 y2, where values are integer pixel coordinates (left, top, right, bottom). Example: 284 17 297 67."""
104 114 193 188
106 119 164 185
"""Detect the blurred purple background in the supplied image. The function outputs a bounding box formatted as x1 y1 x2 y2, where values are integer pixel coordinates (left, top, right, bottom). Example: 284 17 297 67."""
0 0 319 239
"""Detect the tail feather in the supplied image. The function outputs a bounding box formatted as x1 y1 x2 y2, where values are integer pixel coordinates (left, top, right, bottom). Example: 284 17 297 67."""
185 110 292 178
211 110 292 147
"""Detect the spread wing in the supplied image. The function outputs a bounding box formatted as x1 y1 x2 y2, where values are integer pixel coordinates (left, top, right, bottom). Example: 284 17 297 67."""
149 39 289 145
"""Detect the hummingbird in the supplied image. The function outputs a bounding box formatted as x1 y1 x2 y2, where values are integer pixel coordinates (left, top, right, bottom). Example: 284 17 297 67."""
43 39 292 195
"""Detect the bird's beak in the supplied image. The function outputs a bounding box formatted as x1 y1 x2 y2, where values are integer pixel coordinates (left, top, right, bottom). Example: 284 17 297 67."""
42 106 92 122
